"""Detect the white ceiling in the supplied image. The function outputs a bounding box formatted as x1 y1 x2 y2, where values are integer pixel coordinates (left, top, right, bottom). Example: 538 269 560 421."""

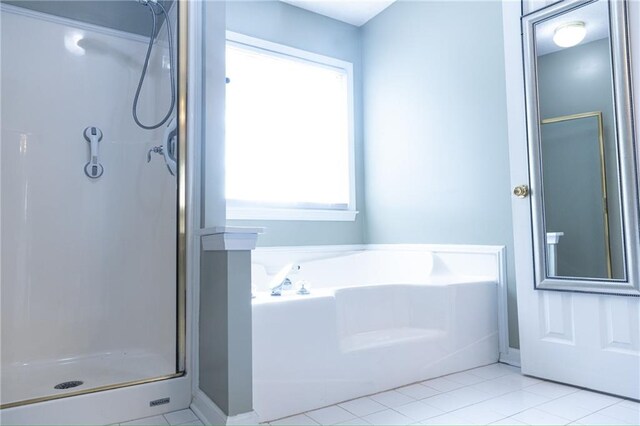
280 0 397 26
535 0 609 56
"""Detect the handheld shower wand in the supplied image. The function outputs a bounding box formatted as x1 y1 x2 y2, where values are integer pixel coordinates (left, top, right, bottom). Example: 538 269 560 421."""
132 0 175 130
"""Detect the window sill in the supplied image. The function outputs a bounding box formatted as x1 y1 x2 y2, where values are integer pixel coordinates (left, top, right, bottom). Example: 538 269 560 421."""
227 207 358 222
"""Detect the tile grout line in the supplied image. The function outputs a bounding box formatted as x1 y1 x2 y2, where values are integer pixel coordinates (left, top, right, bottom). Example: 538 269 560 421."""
568 398 633 425
527 383 637 425
395 376 589 424
339 404 387 419
306 366 531 425
298 368 501 422
266 365 636 426
485 386 579 425
301 367 531 424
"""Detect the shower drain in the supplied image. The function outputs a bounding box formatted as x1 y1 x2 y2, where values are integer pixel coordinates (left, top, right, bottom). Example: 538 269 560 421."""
54 380 84 390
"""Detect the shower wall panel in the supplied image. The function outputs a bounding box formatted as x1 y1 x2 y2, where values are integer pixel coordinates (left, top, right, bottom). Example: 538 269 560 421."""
1 6 177 405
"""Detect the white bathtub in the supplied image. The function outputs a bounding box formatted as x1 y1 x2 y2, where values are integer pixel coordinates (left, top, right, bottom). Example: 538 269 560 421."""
251 246 500 421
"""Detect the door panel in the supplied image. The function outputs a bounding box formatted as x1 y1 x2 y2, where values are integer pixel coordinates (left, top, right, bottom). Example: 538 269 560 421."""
539 292 575 345
522 291 639 398
600 298 640 355
503 0 640 399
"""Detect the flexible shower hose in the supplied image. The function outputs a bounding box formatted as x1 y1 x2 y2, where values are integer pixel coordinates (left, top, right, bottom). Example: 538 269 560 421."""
132 0 176 130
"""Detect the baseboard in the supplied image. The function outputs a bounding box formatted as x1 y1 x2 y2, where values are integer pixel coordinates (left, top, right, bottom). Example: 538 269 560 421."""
227 410 261 425
191 390 226 425
499 348 521 367
191 390 260 425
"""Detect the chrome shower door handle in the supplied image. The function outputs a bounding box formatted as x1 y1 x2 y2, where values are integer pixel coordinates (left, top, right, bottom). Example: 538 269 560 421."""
163 117 178 176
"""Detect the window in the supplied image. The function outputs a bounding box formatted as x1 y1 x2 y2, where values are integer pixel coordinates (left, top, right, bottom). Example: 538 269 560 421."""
225 32 356 221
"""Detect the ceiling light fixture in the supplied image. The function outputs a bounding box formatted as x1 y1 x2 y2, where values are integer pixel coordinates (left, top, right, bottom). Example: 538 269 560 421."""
553 21 587 48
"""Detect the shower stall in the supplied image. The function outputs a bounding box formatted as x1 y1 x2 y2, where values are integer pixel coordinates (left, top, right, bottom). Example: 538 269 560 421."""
0 0 188 418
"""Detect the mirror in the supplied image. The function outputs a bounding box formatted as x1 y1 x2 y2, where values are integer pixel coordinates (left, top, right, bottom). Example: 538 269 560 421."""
523 0 640 295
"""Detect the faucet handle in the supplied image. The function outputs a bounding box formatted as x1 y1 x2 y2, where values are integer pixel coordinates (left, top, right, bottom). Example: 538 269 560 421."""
147 146 163 163
296 281 311 295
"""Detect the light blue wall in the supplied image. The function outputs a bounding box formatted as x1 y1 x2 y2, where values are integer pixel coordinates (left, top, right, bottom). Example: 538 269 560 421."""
361 1 518 347
225 1 366 246
225 0 517 347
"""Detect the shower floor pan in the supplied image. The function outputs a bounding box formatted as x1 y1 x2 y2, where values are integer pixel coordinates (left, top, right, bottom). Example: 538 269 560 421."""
0 350 174 407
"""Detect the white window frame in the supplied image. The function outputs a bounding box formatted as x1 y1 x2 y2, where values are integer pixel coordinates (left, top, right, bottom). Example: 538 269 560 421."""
225 31 357 222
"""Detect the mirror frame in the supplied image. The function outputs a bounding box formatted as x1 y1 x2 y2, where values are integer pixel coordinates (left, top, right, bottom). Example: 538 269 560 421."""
522 0 640 296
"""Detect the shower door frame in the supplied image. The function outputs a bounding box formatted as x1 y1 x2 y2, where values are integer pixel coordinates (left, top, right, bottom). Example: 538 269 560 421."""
0 0 189 410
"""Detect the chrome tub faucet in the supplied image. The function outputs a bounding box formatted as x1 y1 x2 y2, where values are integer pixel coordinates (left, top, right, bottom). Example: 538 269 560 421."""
270 264 300 296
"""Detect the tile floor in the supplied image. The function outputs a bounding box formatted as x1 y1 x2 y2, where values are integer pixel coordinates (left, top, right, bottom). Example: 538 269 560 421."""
120 409 203 426
266 364 639 426
121 363 640 425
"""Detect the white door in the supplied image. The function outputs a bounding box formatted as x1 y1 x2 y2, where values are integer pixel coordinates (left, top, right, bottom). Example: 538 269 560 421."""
502 0 640 400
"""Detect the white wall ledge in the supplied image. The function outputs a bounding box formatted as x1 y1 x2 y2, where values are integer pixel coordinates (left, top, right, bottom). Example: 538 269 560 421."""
200 227 264 251
227 207 358 222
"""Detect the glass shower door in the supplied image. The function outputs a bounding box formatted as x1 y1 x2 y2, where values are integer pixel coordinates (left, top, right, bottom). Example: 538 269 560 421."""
0 0 183 408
